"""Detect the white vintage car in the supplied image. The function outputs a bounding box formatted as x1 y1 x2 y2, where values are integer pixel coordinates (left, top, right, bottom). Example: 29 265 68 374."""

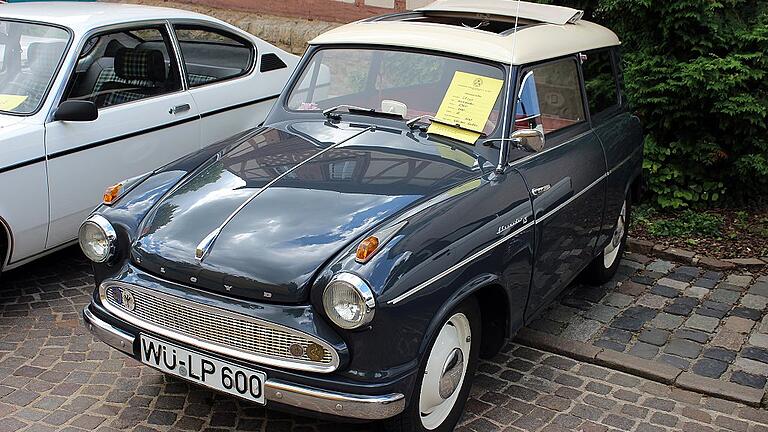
0 2 298 276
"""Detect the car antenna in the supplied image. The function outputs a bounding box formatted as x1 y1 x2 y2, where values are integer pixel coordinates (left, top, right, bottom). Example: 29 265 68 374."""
496 0 523 176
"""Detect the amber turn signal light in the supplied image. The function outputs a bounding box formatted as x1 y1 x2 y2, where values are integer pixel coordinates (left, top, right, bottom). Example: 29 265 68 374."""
356 236 380 262
103 183 123 205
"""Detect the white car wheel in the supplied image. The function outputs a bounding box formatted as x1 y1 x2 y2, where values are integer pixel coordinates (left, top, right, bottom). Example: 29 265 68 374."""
603 200 627 269
419 312 472 430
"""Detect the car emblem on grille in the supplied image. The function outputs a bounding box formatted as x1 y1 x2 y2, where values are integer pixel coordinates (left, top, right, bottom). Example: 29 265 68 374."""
289 344 304 358
113 287 136 312
306 343 324 362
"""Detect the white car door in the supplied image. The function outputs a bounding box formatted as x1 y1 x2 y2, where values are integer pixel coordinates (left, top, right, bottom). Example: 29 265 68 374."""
170 22 296 145
44 23 200 249
0 21 70 269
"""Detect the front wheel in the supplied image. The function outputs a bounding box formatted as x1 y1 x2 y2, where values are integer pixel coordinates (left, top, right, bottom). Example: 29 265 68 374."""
583 195 630 285
383 298 481 432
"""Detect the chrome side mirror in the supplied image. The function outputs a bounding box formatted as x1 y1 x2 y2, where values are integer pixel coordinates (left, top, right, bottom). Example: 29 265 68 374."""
511 129 545 153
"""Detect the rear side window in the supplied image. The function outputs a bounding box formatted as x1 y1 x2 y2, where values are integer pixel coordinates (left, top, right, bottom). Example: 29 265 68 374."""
63 26 182 109
515 58 586 135
173 26 254 87
581 49 620 119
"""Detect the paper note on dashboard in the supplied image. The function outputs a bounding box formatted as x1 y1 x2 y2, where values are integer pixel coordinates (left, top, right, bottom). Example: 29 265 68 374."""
0 94 28 111
427 71 504 144
428 122 482 144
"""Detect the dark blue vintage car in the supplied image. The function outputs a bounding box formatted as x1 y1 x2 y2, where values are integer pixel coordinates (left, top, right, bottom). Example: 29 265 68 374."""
80 1 643 430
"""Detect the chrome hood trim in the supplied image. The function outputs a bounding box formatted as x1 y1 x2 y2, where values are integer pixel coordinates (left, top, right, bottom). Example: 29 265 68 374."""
194 126 374 262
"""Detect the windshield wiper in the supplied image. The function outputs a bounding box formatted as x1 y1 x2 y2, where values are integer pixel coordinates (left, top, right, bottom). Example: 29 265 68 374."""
322 104 404 120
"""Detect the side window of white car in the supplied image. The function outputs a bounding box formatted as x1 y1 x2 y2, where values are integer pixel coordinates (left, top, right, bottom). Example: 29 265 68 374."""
173 25 254 87
63 26 182 109
515 59 586 136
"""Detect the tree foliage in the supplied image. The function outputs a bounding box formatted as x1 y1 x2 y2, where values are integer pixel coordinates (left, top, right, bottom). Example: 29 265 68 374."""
539 0 768 208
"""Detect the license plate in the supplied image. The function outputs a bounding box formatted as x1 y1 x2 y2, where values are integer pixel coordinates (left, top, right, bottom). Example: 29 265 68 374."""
139 334 266 405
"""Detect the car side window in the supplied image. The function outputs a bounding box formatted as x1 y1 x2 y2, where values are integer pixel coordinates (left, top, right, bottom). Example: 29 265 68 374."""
173 25 254 87
515 58 586 135
63 26 182 109
581 49 620 119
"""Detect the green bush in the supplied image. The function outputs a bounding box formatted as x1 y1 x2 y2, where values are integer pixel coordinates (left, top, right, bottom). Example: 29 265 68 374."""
538 0 768 208
634 207 724 238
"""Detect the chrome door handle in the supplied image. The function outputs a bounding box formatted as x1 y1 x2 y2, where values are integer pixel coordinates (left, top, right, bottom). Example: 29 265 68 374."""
169 104 191 115
531 185 552 196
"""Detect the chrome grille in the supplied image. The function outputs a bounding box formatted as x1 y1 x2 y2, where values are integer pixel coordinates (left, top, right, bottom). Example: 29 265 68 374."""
101 282 338 373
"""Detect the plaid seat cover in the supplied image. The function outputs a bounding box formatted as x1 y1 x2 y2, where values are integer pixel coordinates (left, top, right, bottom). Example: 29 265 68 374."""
92 68 156 107
188 73 217 86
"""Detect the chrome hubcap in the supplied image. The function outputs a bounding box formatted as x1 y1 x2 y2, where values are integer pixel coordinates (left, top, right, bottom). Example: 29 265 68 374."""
419 313 471 430
438 348 464 399
604 200 627 268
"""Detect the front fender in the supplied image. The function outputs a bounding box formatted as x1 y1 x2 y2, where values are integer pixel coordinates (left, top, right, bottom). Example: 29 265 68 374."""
311 170 534 382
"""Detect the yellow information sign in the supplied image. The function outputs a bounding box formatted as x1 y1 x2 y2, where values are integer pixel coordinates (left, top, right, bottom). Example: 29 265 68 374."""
428 71 504 144
0 94 28 111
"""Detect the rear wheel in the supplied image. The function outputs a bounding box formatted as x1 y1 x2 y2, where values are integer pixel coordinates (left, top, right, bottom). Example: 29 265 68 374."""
0 229 6 284
583 195 630 285
382 298 480 432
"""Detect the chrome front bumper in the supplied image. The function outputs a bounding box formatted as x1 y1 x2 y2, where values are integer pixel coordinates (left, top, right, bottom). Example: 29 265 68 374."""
83 307 405 420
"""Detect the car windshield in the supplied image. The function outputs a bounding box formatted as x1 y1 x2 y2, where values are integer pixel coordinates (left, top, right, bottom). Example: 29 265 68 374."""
0 20 69 115
286 47 507 135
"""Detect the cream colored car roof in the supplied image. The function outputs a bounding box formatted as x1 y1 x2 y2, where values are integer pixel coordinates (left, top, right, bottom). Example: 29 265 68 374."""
420 0 585 26
309 1 620 65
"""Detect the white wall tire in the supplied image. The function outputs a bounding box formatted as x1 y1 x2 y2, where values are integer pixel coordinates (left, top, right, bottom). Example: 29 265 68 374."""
382 299 481 432
582 195 631 286
603 200 627 269
419 312 471 430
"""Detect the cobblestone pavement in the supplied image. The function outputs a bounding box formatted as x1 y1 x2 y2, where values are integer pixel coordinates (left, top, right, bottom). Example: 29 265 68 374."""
2 248 768 432
531 252 768 393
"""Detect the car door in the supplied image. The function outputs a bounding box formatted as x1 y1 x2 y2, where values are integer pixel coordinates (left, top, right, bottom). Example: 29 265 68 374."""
0 21 70 267
171 22 287 145
512 57 608 320
581 48 641 249
44 23 200 249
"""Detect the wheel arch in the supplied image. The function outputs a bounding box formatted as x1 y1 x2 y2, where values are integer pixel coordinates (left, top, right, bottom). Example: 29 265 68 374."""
418 274 512 361
628 171 644 203
0 215 12 270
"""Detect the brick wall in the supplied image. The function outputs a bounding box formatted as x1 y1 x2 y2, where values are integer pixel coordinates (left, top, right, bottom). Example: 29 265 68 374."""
165 0 432 23
108 0 434 53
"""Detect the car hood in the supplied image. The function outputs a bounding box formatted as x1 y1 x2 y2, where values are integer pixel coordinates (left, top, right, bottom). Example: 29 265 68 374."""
0 114 28 129
133 120 482 303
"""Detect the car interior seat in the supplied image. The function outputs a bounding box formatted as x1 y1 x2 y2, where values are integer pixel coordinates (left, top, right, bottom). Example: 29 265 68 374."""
94 47 168 108
4 42 66 112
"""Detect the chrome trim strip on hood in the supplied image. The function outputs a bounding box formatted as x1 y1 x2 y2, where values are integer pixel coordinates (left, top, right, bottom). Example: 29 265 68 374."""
195 126 374 262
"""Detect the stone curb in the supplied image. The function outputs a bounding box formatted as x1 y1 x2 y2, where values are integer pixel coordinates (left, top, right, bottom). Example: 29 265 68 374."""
516 328 765 407
627 237 767 272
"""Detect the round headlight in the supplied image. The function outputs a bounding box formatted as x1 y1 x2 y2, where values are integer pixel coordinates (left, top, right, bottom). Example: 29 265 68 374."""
322 273 375 330
78 215 117 263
